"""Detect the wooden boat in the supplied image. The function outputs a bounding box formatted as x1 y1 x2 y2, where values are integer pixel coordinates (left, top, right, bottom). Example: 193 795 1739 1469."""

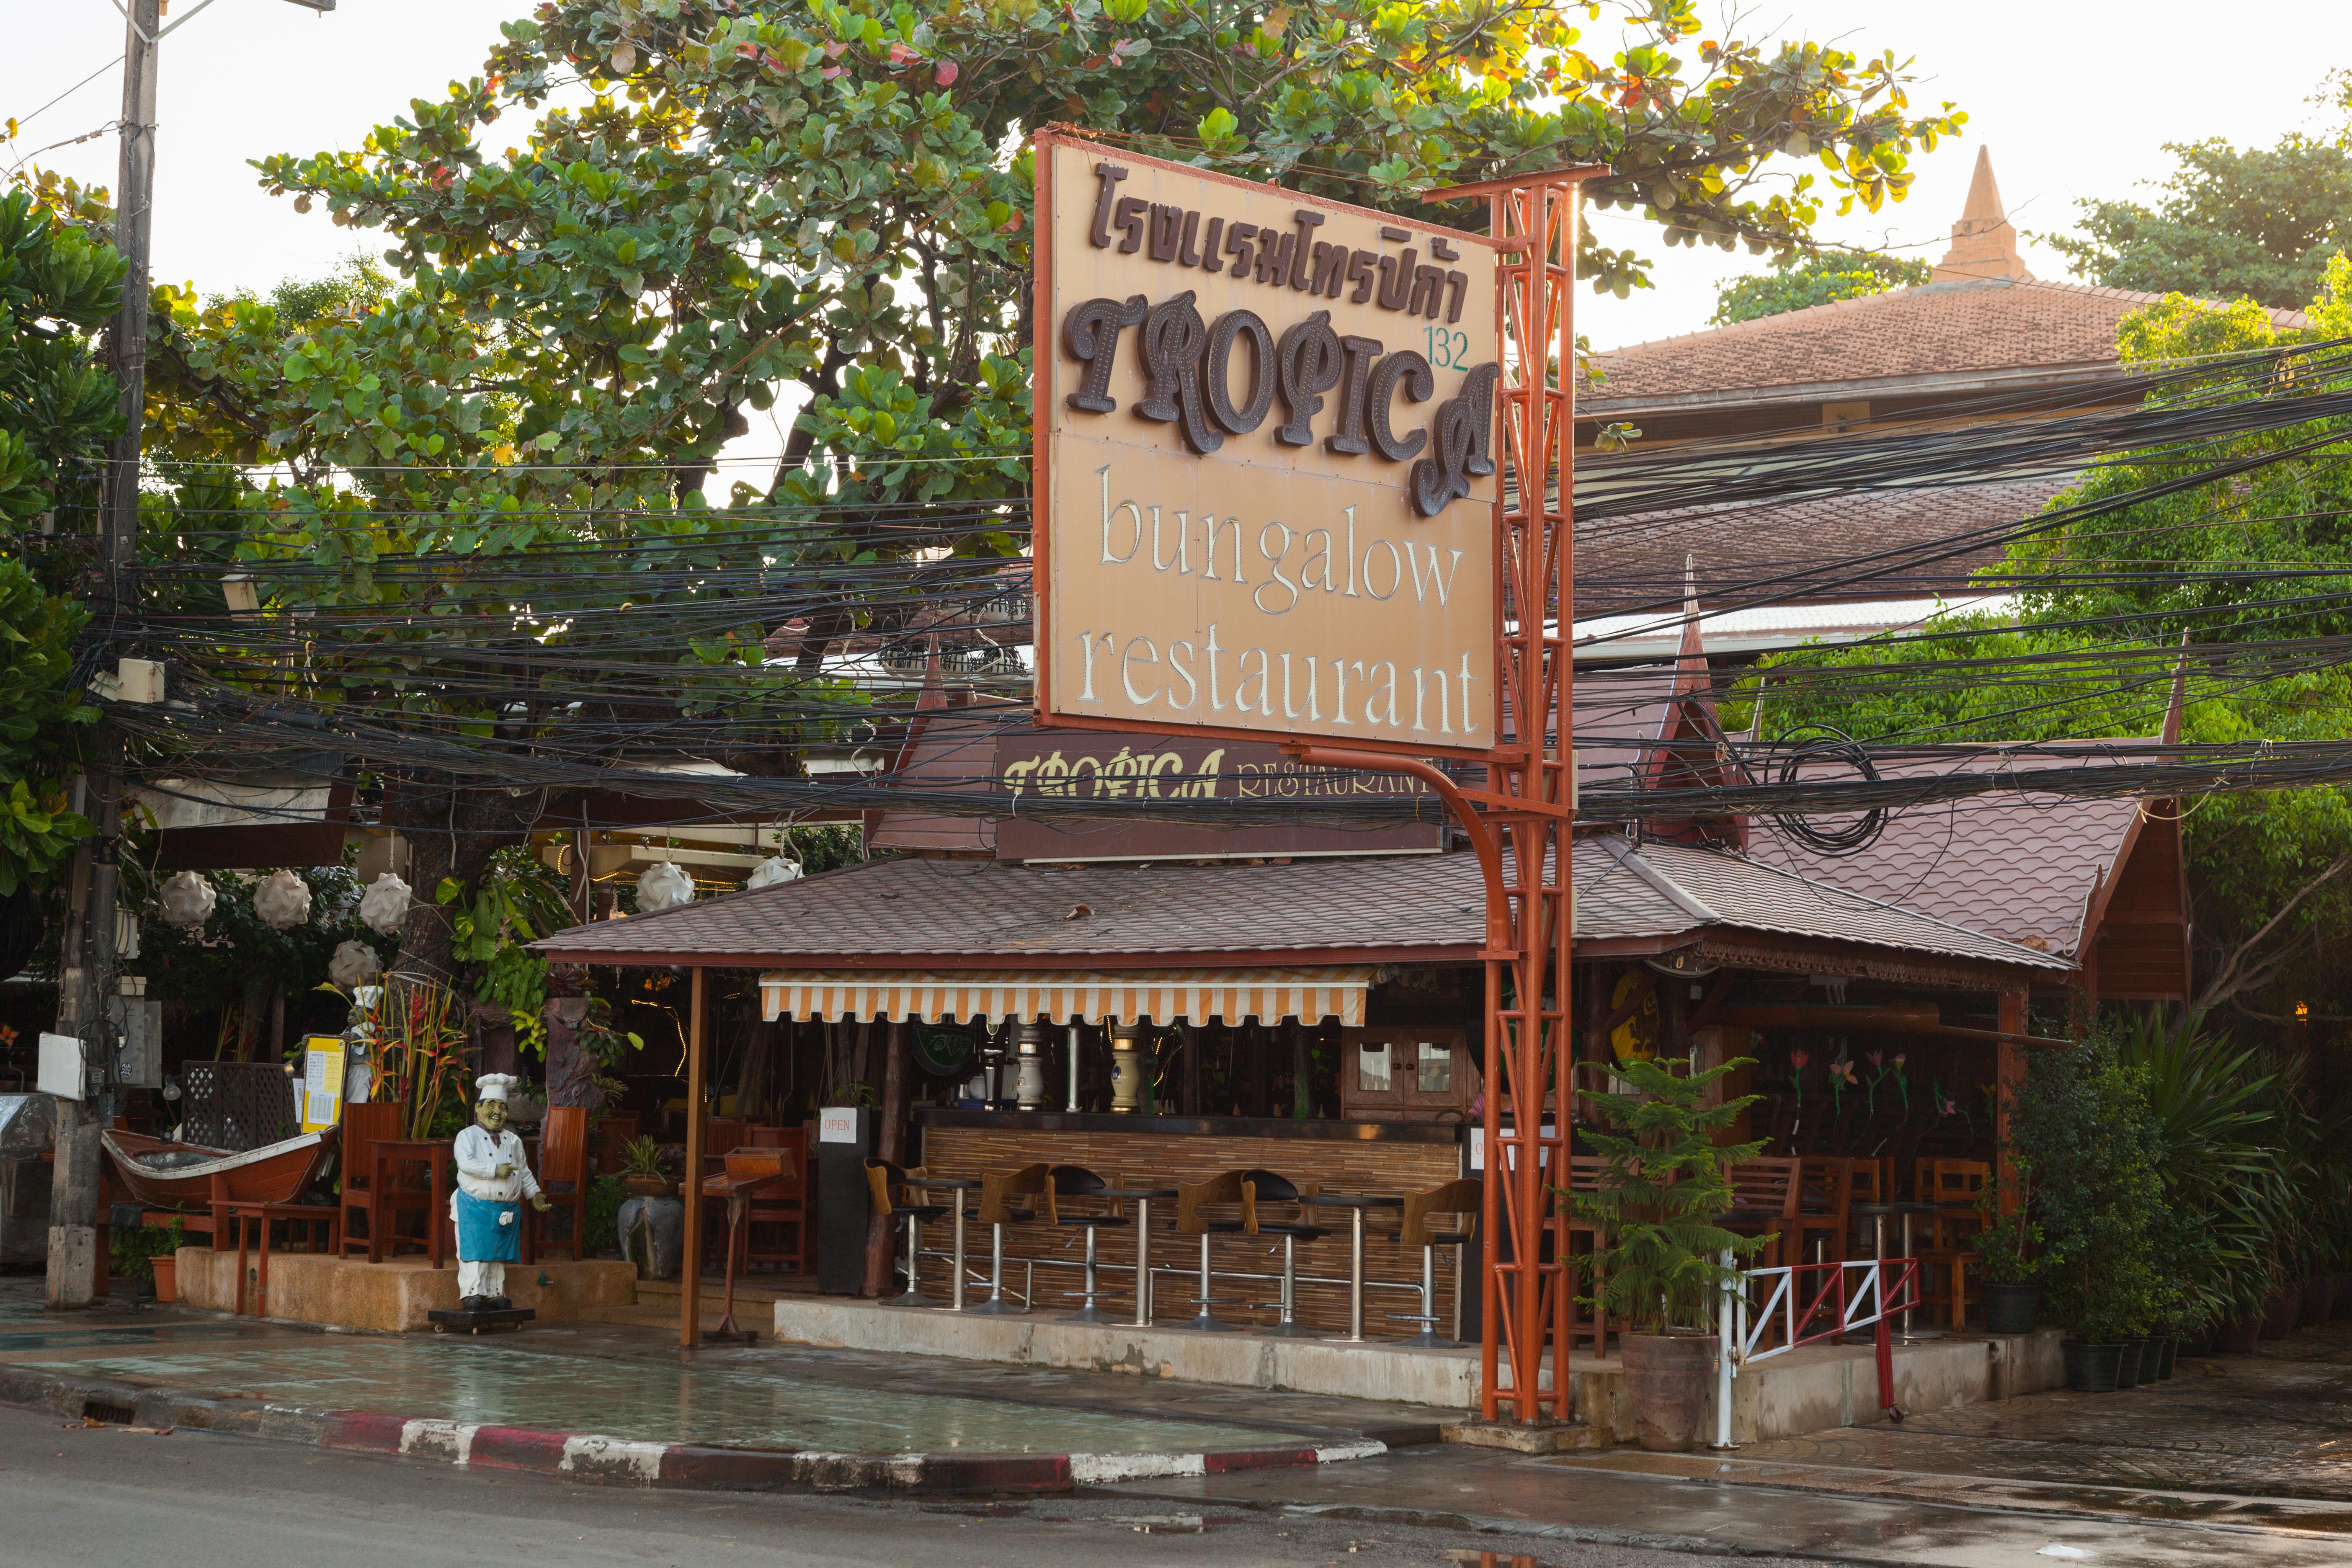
102 1127 339 1213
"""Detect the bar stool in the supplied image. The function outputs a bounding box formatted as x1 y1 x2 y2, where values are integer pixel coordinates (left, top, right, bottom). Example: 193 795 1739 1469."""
865 1160 949 1306
1391 1177 1481 1348
1046 1165 1130 1324
1239 1169 1330 1337
964 1162 1050 1315
1166 1171 1252 1332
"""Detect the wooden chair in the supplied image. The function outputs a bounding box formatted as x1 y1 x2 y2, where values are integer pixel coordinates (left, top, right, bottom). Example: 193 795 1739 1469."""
1168 1169 1254 1331
1720 1156 1802 1268
1563 1153 1612 1353
867 1160 949 1304
743 1124 809 1274
529 1106 590 1262
338 1103 408 1262
964 1161 1051 1314
1916 1158 1988 1248
590 1112 639 1179
1792 1156 1853 1266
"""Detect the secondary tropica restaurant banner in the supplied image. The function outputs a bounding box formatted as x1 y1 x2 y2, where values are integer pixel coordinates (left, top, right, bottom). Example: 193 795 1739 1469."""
1032 132 1501 756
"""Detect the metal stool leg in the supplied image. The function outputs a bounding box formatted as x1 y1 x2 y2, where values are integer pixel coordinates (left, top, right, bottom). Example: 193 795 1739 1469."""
887 1212 926 1306
968 1220 1026 1315
1171 1233 1243 1331
1256 1233 1316 1337
1059 1226 1114 1323
1390 1242 1457 1348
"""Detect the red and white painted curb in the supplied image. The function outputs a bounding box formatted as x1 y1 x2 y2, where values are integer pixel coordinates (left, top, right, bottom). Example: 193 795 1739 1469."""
1 1359 1385 1494
318 1410 1386 1493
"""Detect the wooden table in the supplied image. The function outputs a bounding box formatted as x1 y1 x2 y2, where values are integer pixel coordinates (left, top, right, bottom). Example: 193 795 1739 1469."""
227 1201 342 1317
699 1167 797 1343
1301 1191 1404 1343
1098 1184 1177 1326
372 1138 451 1267
902 1176 980 1311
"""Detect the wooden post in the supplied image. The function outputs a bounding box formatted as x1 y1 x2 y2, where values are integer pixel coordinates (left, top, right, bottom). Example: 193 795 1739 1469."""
862 1021 912 1297
1995 987 2026 1215
681 967 706 1349
1181 1022 1201 1116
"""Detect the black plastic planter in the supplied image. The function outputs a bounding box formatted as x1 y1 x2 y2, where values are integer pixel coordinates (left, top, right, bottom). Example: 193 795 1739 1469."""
1981 1281 2038 1335
2153 1336 2177 1380
2115 1338 2144 1388
2062 1338 2124 1393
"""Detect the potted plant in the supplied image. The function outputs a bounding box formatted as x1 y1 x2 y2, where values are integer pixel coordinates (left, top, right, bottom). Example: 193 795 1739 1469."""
614 1135 683 1280
1974 1178 2040 1335
2007 1028 2169 1394
1572 1054 1767 1452
618 1134 673 1198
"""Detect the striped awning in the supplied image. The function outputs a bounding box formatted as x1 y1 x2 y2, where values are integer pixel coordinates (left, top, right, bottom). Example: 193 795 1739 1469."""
757 967 1374 1026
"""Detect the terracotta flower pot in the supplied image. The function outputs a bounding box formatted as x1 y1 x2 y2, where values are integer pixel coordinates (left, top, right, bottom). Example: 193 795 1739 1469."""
1620 1330 1714 1452
623 1175 675 1199
2301 1277 2335 1327
150 1254 178 1305
2262 1283 2303 1339
2179 1322 2218 1357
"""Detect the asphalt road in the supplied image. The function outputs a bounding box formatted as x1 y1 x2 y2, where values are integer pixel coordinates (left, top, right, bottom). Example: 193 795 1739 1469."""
0 1402 1817 1568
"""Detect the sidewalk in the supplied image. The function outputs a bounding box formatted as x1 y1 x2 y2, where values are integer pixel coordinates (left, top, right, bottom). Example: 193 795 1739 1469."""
0 1275 1425 1492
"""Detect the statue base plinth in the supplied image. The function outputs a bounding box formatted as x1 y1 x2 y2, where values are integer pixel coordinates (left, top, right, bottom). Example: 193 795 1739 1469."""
428 1305 536 1335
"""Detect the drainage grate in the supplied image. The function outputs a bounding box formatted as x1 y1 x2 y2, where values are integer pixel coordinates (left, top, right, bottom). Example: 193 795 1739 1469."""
80 1397 137 1425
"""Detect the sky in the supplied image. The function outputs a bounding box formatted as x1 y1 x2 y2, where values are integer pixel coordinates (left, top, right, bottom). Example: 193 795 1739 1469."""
5 0 2349 361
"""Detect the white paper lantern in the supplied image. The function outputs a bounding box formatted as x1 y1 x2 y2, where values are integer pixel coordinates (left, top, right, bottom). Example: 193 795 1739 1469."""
328 939 380 990
253 869 313 930
743 856 802 892
159 870 217 928
636 860 695 912
358 872 411 936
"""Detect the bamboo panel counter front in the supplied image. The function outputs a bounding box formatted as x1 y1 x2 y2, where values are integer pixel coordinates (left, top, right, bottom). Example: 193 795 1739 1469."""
912 1111 1467 1339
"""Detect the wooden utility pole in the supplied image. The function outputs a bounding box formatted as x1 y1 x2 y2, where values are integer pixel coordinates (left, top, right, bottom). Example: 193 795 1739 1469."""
48 0 160 1310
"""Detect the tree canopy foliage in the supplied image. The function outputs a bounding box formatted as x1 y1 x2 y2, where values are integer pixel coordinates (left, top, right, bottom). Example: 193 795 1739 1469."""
1707 248 1929 325
2038 78 2352 310
0 186 118 894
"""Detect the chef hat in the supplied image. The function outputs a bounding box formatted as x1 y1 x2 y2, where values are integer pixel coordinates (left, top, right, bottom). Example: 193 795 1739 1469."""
475 1073 521 1103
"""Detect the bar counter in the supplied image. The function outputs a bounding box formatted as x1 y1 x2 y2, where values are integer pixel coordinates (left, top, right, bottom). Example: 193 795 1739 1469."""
908 1108 1469 1338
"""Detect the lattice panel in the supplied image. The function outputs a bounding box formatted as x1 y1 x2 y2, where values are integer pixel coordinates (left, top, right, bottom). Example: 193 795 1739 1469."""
181 1061 300 1152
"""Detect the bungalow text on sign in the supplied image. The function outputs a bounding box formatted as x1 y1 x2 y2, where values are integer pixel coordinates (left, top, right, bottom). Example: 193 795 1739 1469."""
1034 133 1500 754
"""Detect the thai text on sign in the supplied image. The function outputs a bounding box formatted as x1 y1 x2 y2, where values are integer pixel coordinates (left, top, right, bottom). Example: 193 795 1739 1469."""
1035 134 1500 753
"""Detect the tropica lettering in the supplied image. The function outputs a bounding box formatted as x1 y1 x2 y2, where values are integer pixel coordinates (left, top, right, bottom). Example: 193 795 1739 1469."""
1068 162 1498 520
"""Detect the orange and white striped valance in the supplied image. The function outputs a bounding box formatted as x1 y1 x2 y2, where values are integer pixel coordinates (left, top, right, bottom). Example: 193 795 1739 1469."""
757 967 1372 1027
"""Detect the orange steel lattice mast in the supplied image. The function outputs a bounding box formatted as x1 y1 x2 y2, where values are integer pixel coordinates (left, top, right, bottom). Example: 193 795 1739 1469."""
1453 165 1602 1423
1292 164 1601 1423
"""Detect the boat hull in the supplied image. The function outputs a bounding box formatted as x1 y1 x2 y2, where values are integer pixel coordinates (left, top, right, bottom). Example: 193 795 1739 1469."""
102 1127 339 1213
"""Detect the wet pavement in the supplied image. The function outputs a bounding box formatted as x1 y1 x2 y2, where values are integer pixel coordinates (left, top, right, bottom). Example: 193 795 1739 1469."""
0 1275 1422 1457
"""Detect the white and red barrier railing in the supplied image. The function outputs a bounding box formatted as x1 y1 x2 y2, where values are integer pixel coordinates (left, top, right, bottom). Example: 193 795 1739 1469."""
1713 1251 1921 1449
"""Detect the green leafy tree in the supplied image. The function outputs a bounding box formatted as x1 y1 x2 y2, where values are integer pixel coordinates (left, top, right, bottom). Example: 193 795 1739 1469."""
1709 249 1929 325
2036 82 2352 309
0 186 119 893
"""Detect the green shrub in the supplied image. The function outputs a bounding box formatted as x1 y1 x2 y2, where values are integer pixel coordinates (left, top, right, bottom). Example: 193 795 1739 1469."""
584 1174 625 1256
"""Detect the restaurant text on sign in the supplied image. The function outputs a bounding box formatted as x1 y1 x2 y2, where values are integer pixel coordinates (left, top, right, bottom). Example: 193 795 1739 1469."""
1034 133 1501 756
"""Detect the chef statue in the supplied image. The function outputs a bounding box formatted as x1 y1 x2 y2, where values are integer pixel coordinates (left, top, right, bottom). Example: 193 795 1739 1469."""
451 1073 550 1312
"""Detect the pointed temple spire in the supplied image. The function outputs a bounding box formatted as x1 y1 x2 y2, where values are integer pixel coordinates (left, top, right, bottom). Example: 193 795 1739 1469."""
1931 147 2033 284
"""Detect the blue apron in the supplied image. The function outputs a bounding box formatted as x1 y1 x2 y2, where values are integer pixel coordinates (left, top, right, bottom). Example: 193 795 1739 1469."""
454 1187 521 1263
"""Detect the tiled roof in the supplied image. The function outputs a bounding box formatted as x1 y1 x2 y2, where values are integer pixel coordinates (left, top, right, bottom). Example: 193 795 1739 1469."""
537 851 1490 966
1576 837 2067 972
538 833 2062 977
1585 278 2312 407
1745 747 2151 958
1575 477 2073 613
